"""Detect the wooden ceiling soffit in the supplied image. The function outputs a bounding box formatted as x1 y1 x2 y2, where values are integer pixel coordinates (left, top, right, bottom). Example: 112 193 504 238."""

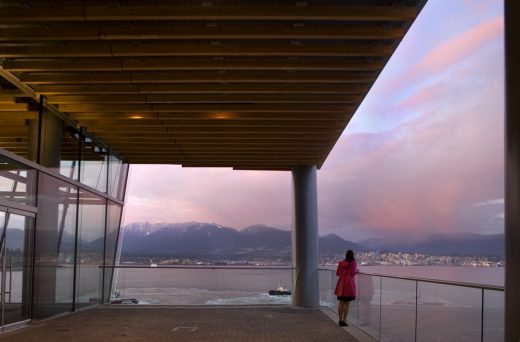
0 1 425 169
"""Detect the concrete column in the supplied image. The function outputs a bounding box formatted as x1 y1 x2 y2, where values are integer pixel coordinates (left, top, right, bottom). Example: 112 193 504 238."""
505 1 520 341
291 165 319 308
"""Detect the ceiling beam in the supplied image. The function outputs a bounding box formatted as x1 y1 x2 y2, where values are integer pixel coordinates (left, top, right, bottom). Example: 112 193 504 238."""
0 23 405 41
20 70 376 84
71 112 349 120
47 93 362 104
78 120 344 129
31 83 369 95
3 57 385 72
0 42 393 58
57 103 354 112
0 5 418 22
86 126 343 134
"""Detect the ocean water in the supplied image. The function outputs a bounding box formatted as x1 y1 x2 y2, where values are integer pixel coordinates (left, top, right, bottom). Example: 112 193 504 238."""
113 267 294 305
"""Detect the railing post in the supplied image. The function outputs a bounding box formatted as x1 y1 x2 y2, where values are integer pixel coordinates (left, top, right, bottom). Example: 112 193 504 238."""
379 276 382 340
481 288 484 342
357 273 360 322
415 281 418 342
330 271 336 308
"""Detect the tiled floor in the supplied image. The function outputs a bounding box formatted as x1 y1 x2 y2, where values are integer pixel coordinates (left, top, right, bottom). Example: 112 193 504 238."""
0 306 359 342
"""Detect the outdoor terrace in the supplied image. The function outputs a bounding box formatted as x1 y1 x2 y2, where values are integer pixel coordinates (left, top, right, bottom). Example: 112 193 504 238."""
0 306 364 342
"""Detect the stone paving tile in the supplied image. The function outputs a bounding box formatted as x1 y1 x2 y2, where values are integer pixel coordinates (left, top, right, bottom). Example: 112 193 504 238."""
0 306 358 342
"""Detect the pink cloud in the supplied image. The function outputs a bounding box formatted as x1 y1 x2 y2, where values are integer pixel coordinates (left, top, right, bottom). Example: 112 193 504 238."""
416 16 503 74
319 78 504 237
379 15 503 97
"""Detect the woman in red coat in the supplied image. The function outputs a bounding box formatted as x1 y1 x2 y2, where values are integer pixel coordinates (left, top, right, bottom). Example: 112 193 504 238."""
334 250 358 326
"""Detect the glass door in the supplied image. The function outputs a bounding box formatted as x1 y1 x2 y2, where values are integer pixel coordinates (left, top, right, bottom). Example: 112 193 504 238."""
0 209 34 328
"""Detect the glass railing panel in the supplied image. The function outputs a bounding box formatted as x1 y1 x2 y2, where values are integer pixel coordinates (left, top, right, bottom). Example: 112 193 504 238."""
380 277 416 342
318 269 335 309
483 289 504 341
357 274 381 339
417 282 481 342
111 267 293 306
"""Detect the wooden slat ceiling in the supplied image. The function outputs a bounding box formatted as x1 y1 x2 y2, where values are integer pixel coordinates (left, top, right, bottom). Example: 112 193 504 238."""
0 0 425 170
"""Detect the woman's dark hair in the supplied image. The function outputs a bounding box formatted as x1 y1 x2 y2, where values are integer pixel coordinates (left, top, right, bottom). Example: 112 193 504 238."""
345 250 355 262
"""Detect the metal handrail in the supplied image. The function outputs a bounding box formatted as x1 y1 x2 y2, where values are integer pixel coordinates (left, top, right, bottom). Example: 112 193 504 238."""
318 268 504 291
102 265 295 270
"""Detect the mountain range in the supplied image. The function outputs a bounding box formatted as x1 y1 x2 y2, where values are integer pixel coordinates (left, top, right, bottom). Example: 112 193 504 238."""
120 222 504 258
120 222 367 258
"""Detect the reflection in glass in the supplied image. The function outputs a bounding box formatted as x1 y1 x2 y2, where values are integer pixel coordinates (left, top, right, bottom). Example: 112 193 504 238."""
108 155 121 199
2 213 33 325
76 190 106 307
0 155 37 206
80 136 108 193
58 127 81 180
33 174 77 318
417 282 481 342
357 274 380 339
0 108 38 161
103 202 122 303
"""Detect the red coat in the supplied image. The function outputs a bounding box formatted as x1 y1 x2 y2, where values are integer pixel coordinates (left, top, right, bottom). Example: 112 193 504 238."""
334 260 358 297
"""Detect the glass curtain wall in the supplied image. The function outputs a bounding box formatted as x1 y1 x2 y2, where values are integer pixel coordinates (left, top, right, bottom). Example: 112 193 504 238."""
80 133 108 193
2 213 34 326
104 202 122 303
0 155 37 206
76 190 106 308
0 96 129 322
33 174 77 318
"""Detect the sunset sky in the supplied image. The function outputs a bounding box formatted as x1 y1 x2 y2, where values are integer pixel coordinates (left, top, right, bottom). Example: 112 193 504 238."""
124 0 504 241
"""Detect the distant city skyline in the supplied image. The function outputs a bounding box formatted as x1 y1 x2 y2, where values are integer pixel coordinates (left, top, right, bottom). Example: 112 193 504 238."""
124 0 504 241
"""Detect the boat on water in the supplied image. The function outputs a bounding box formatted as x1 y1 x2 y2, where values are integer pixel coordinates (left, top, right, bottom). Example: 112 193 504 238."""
110 291 139 304
268 283 291 296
